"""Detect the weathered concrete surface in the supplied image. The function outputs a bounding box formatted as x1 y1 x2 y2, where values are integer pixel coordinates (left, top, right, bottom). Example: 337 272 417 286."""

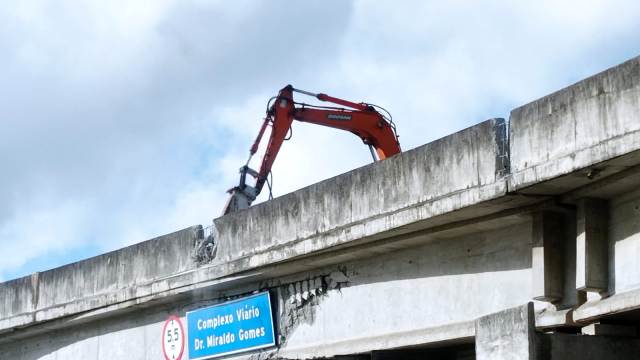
0 275 37 329
510 56 640 193
212 118 509 268
0 226 200 333
475 303 537 360
277 222 532 359
574 286 640 322
1 220 532 359
0 301 180 360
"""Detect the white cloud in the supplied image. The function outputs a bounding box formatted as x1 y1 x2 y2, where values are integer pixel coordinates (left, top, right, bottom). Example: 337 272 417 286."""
1 0 639 279
332 0 640 149
0 200 90 273
0 0 356 278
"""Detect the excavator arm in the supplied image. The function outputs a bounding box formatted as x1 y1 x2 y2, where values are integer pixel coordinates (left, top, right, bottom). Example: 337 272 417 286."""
222 85 400 215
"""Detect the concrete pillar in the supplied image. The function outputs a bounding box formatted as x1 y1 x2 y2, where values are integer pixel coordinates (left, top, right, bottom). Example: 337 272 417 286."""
475 303 538 360
532 211 565 302
575 198 608 293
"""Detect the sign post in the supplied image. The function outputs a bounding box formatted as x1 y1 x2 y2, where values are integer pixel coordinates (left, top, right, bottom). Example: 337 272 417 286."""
162 315 186 360
187 292 276 360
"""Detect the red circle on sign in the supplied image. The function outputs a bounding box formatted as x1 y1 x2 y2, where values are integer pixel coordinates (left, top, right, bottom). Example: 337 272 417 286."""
162 315 185 360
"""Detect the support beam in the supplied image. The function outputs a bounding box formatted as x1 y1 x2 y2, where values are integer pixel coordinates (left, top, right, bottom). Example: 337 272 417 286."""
576 198 609 293
532 211 565 302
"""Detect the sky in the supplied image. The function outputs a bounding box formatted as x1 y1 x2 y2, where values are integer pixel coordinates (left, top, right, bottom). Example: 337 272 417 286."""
1 0 640 281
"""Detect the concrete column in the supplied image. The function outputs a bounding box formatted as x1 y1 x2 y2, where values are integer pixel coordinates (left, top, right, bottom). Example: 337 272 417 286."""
475 303 537 360
575 198 608 293
532 211 565 302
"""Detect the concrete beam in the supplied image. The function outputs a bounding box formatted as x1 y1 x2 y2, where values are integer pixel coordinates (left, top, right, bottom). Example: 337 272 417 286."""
475 303 537 360
532 211 565 302
576 198 609 293
0 226 201 327
535 308 576 329
213 119 509 266
573 286 640 322
509 56 640 193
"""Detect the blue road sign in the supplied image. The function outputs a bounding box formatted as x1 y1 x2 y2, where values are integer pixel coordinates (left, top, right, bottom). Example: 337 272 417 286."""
186 292 276 360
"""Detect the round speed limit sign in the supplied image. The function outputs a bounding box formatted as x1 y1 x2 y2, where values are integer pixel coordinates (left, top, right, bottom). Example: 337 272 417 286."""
162 315 185 360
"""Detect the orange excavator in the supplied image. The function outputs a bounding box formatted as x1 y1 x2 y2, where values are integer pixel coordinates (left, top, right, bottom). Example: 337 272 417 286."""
222 85 401 215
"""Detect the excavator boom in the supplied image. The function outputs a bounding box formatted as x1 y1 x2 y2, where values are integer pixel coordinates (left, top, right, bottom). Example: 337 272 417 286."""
222 85 400 215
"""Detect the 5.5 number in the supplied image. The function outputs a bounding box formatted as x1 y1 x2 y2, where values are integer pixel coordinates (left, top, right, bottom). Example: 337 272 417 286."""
166 328 179 342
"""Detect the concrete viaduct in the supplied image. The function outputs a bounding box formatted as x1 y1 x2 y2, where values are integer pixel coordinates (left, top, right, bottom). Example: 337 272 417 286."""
2 56 640 359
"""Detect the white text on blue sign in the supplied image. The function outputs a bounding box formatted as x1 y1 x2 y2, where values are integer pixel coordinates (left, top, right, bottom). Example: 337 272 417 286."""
186 292 275 360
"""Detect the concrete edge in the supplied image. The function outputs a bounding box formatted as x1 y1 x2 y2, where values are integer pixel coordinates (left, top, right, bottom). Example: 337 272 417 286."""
228 180 508 271
535 308 574 329
508 129 640 192
573 288 640 323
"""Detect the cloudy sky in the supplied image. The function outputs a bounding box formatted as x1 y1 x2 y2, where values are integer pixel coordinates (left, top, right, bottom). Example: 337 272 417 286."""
1 0 640 281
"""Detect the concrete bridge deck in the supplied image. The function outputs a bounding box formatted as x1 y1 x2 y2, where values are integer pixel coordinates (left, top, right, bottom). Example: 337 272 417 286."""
1 56 640 359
